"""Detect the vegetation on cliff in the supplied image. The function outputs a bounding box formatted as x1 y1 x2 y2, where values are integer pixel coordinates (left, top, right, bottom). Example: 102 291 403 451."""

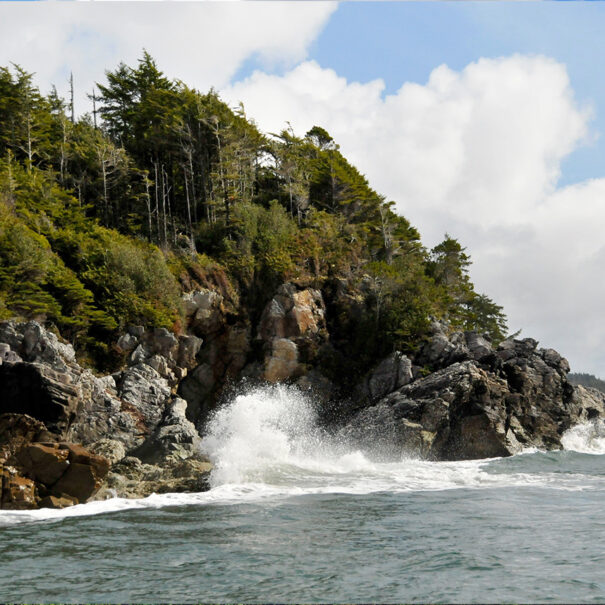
0 55 507 370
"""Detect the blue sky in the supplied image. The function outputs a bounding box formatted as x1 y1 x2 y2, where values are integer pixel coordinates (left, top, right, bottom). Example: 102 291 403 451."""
234 1 605 188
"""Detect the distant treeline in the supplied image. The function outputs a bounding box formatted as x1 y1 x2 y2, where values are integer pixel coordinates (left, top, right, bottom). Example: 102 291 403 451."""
568 373 605 394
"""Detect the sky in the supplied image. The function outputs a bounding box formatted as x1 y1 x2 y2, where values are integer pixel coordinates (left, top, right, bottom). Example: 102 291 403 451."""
1 1 605 376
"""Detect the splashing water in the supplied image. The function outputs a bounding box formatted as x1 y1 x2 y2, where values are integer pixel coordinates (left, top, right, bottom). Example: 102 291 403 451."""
3 386 605 526
200 385 578 496
561 419 605 454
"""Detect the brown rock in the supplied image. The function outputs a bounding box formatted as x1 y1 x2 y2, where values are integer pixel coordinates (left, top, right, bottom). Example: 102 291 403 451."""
38 494 77 509
14 443 69 485
1 465 38 510
263 338 301 382
0 413 52 464
51 462 101 503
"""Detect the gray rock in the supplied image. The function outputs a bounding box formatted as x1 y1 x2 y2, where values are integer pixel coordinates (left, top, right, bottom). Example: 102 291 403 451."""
177 335 203 368
89 439 127 465
131 397 203 464
116 333 138 353
362 352 413 402
342 335 604 461
465 332 493 360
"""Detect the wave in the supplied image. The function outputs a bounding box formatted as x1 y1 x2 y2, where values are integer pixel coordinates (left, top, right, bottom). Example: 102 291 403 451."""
3 386 604 526
561 419 605 454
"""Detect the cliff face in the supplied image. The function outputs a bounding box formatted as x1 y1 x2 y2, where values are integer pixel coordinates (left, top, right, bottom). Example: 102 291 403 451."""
1 284 603 509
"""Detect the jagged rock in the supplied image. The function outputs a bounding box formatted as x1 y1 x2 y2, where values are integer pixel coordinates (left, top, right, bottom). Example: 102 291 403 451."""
0 362 81 436
342 334 604 460
132 398 203 464
256 284 327 384
0 342 22 364
46 443 110 503
179 363 215 423
258 284 326 341
116 333 138 353
122 329 201 383
263 338 301 382
38 494 77 509
14 443 70 485
0 414 54 464
177 335 203 368
89 439 127 465
116 363 171 432
355 352 413 403
183 289 224 335
0 320 75 372
0 321 208 506
416 320 470 369
465 332 493 360
571 385 605 421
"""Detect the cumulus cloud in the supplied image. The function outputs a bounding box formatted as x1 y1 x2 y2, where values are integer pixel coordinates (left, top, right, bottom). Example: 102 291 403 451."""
0 2 336 115
223 56 605 373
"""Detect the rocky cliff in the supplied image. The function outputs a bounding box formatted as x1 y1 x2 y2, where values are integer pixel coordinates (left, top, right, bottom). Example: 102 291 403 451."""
1 284 603 509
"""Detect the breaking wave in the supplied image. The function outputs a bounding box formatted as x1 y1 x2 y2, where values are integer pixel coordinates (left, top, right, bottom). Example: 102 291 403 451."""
3 386 604 526
561 419 605 454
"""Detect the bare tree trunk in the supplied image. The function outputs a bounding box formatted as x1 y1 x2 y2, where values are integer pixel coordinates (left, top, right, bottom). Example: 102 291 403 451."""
144 172 152 243
69 72 75 123
183 166 196 254
154 161 160 245
160 163 168 248
101 158 109 226
59 119 67 184
26 114 33 172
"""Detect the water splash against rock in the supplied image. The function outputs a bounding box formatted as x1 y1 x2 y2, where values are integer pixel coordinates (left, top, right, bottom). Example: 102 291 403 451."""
562 420 605 454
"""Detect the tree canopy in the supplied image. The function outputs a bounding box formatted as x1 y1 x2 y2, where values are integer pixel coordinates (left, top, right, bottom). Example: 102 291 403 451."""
0 55 509 368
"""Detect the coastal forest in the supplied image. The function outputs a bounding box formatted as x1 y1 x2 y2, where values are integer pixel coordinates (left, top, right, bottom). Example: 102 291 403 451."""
0 53 507 372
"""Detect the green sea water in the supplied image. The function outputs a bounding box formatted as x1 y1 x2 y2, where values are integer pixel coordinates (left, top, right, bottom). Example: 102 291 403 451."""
2 387 605 603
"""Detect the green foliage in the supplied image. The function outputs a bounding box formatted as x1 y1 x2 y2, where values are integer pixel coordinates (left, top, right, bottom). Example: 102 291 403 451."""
54 226 181 330
220 200 297 285
0 57 510 370
427 234 508 342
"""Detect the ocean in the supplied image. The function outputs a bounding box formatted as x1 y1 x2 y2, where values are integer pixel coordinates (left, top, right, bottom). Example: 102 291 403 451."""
2 386 605 603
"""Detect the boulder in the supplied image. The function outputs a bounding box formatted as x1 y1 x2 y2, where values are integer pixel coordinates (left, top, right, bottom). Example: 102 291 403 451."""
416 320 470 370
14 443 70 485
355 352 413 403
89 439 127 465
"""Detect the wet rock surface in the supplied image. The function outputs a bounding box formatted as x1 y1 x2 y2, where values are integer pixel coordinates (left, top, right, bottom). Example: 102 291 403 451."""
341 323 605 460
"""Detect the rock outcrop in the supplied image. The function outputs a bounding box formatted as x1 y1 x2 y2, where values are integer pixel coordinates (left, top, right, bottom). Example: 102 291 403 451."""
0 427 110 510
340 324 605 460
2 288 603 507
257 283 328 383
0 320 212 509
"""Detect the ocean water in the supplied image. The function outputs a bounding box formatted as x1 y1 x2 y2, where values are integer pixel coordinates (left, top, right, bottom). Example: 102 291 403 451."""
2 385 605 603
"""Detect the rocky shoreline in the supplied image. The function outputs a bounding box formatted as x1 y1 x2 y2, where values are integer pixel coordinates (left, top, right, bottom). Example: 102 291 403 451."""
1 282 604 510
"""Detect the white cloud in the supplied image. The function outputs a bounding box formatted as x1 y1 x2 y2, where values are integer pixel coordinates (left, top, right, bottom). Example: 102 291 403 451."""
0 1 336 115
223 56 605 374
